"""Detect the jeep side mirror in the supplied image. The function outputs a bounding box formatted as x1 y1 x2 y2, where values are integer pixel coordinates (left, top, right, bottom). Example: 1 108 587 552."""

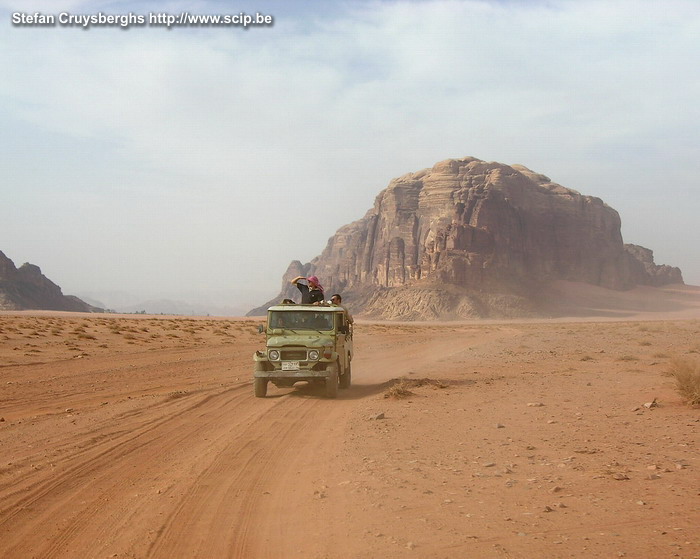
258 324 264 334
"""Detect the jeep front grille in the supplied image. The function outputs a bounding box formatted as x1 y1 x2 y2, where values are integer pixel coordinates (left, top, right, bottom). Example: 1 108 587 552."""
281 350 307 360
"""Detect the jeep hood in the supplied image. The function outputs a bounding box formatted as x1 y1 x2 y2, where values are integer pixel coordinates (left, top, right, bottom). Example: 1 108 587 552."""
266 334 331 347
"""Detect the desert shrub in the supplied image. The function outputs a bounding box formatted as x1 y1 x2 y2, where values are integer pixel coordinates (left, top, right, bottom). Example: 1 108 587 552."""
617 355 639 362
384 377 448 399
667 358 700 405
384 379 414 399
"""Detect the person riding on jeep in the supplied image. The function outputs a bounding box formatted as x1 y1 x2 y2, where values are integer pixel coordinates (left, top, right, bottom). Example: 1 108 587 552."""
330 293 353 324
290 275 324 304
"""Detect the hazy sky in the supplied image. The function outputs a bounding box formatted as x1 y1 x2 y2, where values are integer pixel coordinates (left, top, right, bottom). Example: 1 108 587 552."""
2 0 699 309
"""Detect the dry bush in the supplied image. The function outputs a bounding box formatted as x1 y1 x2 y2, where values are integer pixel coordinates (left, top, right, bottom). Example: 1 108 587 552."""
667 358 700 405
384 377 449 399
617 355 639 362
384 379 414 399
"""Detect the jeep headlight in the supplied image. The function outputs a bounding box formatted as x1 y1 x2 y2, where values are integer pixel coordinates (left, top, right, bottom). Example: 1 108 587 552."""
308 349 320 361
268 349 280 361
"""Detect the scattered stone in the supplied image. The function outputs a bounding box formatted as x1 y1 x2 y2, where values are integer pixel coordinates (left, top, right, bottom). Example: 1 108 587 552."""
0 417 4 422
547 419 557 424
630 406 640 412
406 542 416 550
612 473 629 481
636 500 646 505
647 473 661 480
483 462 496 468
370 412 385 420
527 402 545 407
543 505 554 512
65 408 73 413
556 502 567 509
647 465 658 470
496 423 506 429
643 398 658 409
549 486 563 494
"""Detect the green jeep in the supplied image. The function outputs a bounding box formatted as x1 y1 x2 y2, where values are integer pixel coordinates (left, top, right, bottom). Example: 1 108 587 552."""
253 303 353 398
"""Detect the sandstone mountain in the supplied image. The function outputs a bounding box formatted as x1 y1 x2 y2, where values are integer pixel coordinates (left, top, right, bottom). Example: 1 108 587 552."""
250 157 683 319
0 251 97 312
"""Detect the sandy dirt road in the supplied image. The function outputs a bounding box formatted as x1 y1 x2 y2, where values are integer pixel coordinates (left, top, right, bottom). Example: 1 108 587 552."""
0 309 698 558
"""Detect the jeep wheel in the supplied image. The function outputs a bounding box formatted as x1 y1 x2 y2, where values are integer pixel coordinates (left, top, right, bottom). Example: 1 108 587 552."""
325 363 339 399
254 377 268 398
339 361 351 389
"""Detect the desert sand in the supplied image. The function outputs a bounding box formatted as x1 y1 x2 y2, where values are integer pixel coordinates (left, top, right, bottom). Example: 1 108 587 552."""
1 285 699 558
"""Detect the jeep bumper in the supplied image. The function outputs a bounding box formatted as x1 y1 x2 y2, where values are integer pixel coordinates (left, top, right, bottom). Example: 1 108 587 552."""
254 369 330 380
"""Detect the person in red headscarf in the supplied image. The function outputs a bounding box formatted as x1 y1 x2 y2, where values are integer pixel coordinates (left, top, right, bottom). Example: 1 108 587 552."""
290 275 325 304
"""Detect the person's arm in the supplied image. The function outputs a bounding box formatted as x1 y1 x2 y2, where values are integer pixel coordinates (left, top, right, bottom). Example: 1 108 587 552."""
290 276 305 285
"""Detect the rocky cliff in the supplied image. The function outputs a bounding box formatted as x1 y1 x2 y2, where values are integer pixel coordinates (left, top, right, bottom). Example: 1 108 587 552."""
0 251 97 312
250 157 683 319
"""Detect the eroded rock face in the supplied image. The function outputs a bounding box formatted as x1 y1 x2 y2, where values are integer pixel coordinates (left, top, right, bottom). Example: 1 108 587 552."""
0 251 96 312
250 157 683 318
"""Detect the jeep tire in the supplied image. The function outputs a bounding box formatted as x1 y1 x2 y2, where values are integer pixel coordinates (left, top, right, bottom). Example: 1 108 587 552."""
325 363 339 399
254 377 268 398
339 360 351 389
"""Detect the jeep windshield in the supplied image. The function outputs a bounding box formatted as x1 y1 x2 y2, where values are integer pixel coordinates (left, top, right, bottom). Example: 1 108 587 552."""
269 311 334 331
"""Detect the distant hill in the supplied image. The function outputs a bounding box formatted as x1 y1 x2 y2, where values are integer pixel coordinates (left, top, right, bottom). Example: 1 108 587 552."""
0 251 99 312
249 157 683 319
76 290 254 316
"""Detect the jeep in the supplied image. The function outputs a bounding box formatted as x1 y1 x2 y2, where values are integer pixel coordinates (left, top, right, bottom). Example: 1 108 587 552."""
253 303 353 398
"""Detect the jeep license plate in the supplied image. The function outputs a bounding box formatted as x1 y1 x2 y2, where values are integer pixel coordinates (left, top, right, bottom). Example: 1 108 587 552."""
282 361 300 371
